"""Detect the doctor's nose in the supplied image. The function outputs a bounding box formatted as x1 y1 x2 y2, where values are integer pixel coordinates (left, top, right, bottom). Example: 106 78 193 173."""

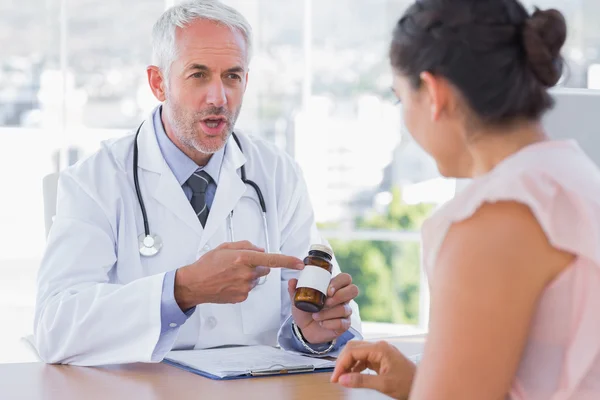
205 79 227 108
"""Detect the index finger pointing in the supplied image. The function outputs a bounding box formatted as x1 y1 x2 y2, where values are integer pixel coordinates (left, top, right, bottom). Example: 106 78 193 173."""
244 251 305 270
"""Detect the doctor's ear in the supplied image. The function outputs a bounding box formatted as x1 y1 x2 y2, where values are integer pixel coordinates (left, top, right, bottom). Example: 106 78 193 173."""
147 66 167 102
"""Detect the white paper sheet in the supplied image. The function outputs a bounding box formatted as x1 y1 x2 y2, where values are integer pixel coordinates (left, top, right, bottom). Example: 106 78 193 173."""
165 345 336 378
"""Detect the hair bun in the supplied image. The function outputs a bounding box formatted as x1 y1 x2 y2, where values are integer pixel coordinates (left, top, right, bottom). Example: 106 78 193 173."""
522 8 567 87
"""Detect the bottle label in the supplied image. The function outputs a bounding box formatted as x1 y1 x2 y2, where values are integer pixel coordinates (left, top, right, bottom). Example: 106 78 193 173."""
296 265 332 295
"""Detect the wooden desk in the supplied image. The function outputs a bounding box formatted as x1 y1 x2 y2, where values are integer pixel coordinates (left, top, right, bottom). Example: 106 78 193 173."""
0 336 425 400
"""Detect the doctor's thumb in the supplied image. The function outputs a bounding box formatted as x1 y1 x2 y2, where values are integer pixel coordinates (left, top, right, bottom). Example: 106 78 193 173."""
288 279 298 296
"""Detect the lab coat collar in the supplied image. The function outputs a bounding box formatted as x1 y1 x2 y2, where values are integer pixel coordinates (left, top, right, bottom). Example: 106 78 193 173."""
136 109 166 174
199 132 247 246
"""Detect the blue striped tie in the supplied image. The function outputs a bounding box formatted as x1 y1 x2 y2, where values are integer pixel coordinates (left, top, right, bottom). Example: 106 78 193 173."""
186 170 212 227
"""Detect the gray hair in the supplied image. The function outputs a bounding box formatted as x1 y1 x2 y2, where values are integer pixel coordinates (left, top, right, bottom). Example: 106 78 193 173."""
152 0 253 84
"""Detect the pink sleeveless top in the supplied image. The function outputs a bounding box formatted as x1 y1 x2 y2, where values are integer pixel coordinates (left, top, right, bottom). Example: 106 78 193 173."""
421 140 600 400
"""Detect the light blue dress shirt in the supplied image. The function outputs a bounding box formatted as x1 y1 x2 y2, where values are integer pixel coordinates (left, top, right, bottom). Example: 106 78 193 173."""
151 105 350 358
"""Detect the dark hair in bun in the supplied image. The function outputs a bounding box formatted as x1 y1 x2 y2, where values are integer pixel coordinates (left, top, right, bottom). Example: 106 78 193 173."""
523 8 567 87
390 0 567 125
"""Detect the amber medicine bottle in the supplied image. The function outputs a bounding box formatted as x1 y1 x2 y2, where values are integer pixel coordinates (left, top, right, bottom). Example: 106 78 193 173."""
293 244 334 313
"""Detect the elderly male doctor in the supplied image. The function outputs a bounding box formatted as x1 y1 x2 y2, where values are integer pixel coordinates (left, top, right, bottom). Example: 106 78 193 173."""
34 0 362 366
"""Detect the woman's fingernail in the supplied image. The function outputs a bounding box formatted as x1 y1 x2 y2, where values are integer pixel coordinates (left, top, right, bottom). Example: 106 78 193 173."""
312 313 319 320
339 374 350 385
329 287 335 296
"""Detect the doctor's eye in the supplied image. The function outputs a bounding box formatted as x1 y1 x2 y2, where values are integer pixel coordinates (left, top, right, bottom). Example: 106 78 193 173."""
191 72 207 79
226 73 242 81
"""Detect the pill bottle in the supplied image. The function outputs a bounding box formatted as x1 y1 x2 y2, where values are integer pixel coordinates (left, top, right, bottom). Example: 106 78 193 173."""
293 244 334 313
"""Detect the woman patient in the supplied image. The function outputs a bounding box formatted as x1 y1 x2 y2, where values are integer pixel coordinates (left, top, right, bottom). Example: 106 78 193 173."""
331 0 600 399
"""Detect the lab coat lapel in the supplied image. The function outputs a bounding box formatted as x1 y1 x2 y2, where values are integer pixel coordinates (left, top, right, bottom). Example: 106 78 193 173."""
136 113 203 237
200 134 247 247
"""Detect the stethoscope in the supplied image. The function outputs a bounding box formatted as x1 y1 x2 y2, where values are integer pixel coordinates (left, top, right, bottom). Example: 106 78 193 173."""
133 122 271 284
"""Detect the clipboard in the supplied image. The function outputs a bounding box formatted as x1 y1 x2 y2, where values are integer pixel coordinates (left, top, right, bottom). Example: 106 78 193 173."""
164 360 333 380
162 345 335 380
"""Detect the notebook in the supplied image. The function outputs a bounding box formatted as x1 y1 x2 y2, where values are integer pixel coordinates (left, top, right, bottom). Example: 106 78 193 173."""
163 345 336 380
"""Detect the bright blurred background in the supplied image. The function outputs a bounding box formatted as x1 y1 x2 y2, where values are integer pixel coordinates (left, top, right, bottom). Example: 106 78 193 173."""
1 0 598 362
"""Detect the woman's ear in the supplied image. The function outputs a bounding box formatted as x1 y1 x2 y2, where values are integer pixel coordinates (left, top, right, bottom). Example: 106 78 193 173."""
420 71 451 121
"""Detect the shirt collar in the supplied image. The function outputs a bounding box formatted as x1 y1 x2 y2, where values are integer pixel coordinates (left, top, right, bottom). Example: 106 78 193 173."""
152 105 225 186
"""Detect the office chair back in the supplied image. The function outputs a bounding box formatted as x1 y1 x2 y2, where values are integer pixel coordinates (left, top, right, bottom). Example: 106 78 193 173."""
43 173 59 238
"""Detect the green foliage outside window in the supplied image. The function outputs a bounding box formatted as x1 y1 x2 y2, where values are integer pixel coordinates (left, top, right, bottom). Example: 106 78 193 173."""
322 187 435 324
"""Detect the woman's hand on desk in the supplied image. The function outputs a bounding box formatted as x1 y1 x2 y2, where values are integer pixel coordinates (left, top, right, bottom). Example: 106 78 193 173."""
331 340 416 400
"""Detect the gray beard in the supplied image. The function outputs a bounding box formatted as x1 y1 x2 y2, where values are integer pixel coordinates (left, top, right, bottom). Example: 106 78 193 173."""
165 99 240 155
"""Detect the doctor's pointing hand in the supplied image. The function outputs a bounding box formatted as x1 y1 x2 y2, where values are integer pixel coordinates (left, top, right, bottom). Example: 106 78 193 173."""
174 239 360 348
173 241 305 308
34 1 362 366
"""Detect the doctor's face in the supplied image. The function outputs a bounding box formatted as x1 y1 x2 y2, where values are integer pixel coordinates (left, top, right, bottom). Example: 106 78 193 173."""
151 19 249 160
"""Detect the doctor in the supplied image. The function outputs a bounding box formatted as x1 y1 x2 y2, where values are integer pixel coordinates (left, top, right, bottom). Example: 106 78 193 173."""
34 0 362 366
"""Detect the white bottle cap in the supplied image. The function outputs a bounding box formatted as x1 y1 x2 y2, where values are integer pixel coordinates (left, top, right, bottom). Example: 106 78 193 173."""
309 244 333 258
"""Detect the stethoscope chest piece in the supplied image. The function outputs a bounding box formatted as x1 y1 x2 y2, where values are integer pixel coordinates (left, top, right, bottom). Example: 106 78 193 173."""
138 234 163 257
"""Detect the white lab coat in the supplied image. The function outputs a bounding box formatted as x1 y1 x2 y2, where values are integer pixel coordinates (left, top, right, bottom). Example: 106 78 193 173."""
34 113 362 366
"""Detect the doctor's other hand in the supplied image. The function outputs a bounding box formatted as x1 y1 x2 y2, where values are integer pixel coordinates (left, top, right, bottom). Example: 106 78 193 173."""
174 241 304 310
330 340 416 400
288 273 359 345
